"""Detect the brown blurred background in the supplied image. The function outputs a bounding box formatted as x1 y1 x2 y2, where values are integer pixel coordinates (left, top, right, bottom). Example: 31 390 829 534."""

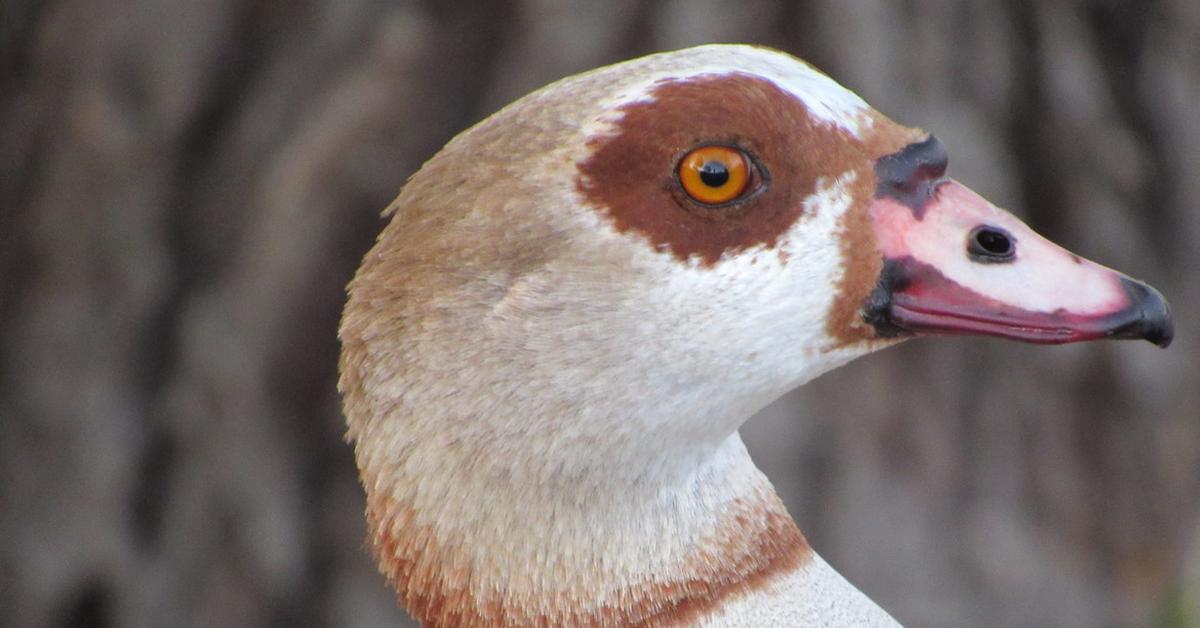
2 1 1198 627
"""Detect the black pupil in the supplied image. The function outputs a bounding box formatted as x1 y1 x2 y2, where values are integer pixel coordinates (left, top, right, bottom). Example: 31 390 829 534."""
975 228 1012 255
698 161 729 188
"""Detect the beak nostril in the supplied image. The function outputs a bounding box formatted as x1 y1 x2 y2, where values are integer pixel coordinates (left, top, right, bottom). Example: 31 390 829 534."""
968 226 1016 263
976 229 1011 254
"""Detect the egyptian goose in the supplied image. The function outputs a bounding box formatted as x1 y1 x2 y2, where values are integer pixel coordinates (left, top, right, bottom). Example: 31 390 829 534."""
338 45 1172 626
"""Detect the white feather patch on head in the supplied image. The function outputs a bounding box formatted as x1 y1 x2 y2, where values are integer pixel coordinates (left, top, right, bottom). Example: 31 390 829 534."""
574 44 873 138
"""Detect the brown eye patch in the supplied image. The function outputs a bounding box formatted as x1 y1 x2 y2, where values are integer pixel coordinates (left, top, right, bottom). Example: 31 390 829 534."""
576 72 873 266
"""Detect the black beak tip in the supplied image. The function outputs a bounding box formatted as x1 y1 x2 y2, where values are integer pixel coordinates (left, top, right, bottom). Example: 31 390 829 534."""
1117 277 1174 348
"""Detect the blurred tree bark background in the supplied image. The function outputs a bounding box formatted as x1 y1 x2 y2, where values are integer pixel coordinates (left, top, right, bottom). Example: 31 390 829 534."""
2 1 1198 627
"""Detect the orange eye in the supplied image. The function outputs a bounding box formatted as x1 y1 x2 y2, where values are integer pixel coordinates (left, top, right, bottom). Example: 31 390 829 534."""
677 146 752 205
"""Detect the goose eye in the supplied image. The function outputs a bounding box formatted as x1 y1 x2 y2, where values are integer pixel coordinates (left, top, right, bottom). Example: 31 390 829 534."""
678 145 753 205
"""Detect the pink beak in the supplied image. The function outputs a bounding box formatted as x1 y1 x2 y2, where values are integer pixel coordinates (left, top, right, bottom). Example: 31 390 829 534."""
864 136 1173 348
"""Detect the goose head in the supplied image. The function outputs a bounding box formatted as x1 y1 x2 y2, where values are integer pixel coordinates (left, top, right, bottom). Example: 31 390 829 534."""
339 44 1172 626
